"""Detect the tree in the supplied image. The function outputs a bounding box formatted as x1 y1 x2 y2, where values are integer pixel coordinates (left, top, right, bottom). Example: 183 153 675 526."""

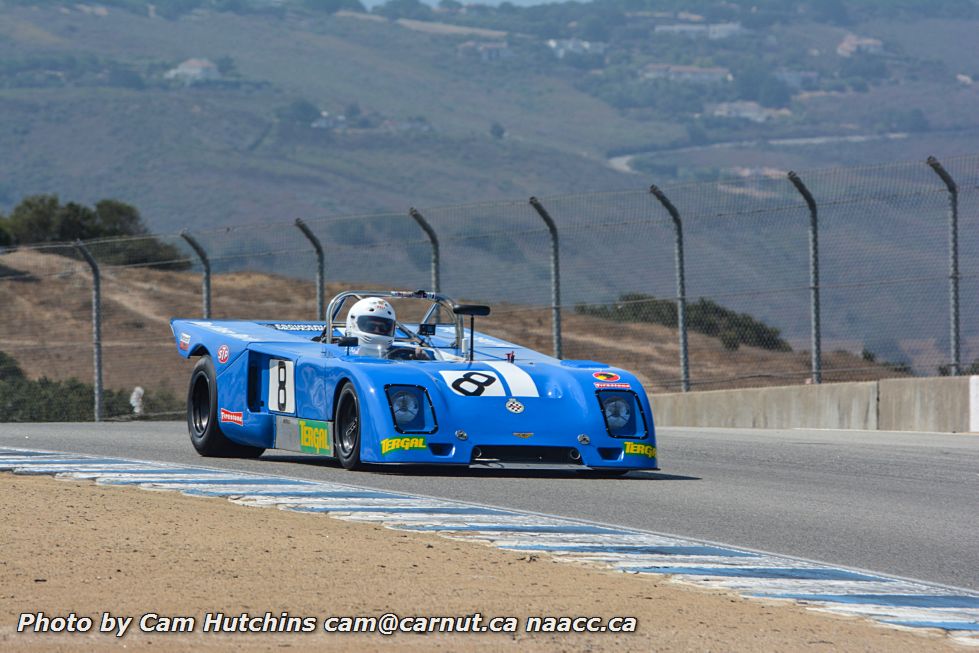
3 195 188 269
490 122 505 140
95 199 147 236
0 351 24 382
0 214 11 247
277 99 321 125
6 195 61 244
374 0 433 20
304 0 366 12
215 55 237 77
735 63 791 107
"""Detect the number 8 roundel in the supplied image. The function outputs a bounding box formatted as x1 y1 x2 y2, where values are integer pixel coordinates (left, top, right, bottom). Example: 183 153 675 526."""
440 370 505 397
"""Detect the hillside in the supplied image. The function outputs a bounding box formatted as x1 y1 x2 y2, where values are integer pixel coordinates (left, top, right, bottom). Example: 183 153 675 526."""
1 1 978 230
0 249 900 417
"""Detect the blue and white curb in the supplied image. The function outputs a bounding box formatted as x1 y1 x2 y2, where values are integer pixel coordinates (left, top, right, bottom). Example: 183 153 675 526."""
2 447 977 645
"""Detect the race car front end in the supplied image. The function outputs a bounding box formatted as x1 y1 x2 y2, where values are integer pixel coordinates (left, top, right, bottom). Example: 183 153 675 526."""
353 361 657 471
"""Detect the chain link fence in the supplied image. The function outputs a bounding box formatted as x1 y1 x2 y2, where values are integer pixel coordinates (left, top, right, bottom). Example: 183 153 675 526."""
1 154 976 421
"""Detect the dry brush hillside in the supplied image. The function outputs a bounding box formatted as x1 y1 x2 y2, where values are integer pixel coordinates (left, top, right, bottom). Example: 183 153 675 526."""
0 250 898 404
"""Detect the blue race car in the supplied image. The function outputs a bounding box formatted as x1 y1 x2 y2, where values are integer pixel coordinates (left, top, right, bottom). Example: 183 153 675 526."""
171 289 657 472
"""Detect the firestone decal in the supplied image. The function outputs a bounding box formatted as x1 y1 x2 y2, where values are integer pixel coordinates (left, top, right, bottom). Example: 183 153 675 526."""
220 408 243 426
217 345 230 364
595 382 631 389
623 441 656 458
380 436 427 455
593 371 621 382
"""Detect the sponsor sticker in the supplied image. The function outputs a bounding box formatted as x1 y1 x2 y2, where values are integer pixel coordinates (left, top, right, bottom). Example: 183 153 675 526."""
623 441 656 459
593 371 621 382
505 398 525 414
513 432 533 439
380 436 427 455
595 382 631 389
179 333 191 351
271 323 325 332
217 344 230 364
220 408 243 426
299 419 331 455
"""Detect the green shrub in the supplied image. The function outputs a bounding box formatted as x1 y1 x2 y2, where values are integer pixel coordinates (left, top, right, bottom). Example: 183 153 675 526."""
0 352 182 421
4 196 189 270
576 292 791 352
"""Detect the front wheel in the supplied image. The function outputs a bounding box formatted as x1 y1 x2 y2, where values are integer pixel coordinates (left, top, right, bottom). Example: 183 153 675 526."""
187 355 264 458
334 383 363 470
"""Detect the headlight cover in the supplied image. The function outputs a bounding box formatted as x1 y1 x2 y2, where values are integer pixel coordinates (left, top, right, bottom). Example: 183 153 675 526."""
596 390 648 438
384 385 437 434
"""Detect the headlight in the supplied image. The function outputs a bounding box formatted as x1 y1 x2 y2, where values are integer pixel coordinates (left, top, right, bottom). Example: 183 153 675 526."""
602 396 631 430
390 389 420 424
384 385 437 434
596 389 647 438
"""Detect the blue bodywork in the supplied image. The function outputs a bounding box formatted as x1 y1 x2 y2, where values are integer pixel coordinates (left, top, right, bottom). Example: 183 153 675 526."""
171 317 658 470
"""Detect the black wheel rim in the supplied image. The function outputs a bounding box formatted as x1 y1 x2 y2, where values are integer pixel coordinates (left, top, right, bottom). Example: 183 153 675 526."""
191 374 210 435
338 393 359 455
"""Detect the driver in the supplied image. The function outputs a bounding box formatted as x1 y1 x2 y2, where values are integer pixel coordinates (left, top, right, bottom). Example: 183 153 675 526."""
344 297 433 360
345 297 397 356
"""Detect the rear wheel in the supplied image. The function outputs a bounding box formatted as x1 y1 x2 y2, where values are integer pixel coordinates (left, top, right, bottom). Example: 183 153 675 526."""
187 355 264 458
334 383 363 470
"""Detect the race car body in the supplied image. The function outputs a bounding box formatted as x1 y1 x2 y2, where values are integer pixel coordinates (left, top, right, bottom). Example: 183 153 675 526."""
171 290 657 472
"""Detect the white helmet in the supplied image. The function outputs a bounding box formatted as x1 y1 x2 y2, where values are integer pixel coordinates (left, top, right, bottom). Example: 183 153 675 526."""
345 297 396 351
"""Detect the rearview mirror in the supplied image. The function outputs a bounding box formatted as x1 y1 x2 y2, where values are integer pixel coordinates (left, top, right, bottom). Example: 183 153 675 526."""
452 304 490 317
335 336 358 347
418 323 436 336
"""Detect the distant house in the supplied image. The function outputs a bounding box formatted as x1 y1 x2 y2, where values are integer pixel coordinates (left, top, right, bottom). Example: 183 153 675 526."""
311 111 346 131
644 63 731 84
836 34 883 57
711 101 791 123
546 38 607 59
457 41 513 62
707 22 744 40
164 58 220 85
654 22 744 40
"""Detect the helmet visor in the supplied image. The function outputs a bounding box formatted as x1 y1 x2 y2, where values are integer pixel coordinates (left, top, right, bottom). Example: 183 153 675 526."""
357 315 395 336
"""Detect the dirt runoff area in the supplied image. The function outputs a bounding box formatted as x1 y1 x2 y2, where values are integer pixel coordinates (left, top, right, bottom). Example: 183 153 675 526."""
0 474 955 653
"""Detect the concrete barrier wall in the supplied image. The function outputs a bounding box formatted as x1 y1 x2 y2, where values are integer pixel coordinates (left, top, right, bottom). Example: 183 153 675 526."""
652 376 979 433
878 377 972 433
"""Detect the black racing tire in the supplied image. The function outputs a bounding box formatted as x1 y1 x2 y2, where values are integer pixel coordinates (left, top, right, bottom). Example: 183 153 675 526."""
187 355 265 458
334 382 364 470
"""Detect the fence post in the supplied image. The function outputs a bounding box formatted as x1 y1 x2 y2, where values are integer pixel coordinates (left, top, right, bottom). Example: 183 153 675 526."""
926 156 961 376
74 241 102 422
409 208 440 292
295 219 325 321
529 197 562 359
180 231 211 319
650 185 690 392
788 171 822 384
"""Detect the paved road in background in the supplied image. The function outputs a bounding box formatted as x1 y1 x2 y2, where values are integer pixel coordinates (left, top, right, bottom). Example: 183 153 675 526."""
1 423 976 590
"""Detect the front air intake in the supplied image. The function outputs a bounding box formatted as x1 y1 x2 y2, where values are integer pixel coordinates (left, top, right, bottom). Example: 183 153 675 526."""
470 446 583 465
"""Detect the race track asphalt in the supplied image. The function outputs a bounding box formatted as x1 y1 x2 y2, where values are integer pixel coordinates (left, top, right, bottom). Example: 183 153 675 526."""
1 422 976 591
